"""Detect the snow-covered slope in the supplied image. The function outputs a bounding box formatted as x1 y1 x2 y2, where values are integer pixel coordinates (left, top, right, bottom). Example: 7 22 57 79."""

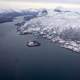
0 8 40 23
17 7 80 53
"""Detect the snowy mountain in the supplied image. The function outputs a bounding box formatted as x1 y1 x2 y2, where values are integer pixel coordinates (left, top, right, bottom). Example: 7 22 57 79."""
0 9 22 23
0 8 39 23
17 7 80 53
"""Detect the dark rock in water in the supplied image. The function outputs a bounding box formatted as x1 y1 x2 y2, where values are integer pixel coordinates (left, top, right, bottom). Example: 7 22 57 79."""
26 41 40 47
17 31 32 35
15 22 25 26
15 22 25 32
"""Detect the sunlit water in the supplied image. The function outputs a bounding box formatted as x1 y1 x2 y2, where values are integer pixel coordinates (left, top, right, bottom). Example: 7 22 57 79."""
0 17 80 80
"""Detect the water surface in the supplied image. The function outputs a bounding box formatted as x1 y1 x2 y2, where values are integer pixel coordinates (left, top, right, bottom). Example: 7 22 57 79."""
0 20 80 80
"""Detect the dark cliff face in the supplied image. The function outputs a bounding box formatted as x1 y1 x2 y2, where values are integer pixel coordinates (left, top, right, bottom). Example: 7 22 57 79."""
24 14 37 21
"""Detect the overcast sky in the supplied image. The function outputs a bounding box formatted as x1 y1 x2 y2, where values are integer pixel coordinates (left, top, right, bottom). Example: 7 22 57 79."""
0 0 80 9
0 0 80 3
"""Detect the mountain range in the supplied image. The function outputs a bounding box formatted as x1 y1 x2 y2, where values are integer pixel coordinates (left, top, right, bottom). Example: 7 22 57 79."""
0 7 80 53
16 7 80 53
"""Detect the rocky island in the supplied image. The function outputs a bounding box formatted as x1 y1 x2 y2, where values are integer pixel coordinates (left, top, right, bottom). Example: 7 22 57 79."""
26 41 40 47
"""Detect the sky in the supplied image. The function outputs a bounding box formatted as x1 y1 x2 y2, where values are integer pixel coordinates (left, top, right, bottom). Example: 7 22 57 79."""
0 0 80 9
1 0 80 3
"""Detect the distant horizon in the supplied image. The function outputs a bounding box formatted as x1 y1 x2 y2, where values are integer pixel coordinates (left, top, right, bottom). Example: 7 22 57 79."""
0 1 80 9
1 0 80 4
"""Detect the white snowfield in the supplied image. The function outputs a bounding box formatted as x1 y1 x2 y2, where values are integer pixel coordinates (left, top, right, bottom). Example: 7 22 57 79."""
18 8 80 53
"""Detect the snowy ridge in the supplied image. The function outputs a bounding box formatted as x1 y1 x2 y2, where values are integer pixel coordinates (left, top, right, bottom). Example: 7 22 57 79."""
17 7 80 53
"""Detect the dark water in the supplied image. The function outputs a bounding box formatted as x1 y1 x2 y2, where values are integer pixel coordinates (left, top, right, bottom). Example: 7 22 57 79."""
0 21 80 80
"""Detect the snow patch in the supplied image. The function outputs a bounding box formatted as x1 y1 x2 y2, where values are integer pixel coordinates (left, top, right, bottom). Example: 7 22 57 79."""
17 8 80 53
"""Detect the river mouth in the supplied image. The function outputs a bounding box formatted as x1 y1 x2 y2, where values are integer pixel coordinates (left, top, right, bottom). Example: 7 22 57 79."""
0 16 80 80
